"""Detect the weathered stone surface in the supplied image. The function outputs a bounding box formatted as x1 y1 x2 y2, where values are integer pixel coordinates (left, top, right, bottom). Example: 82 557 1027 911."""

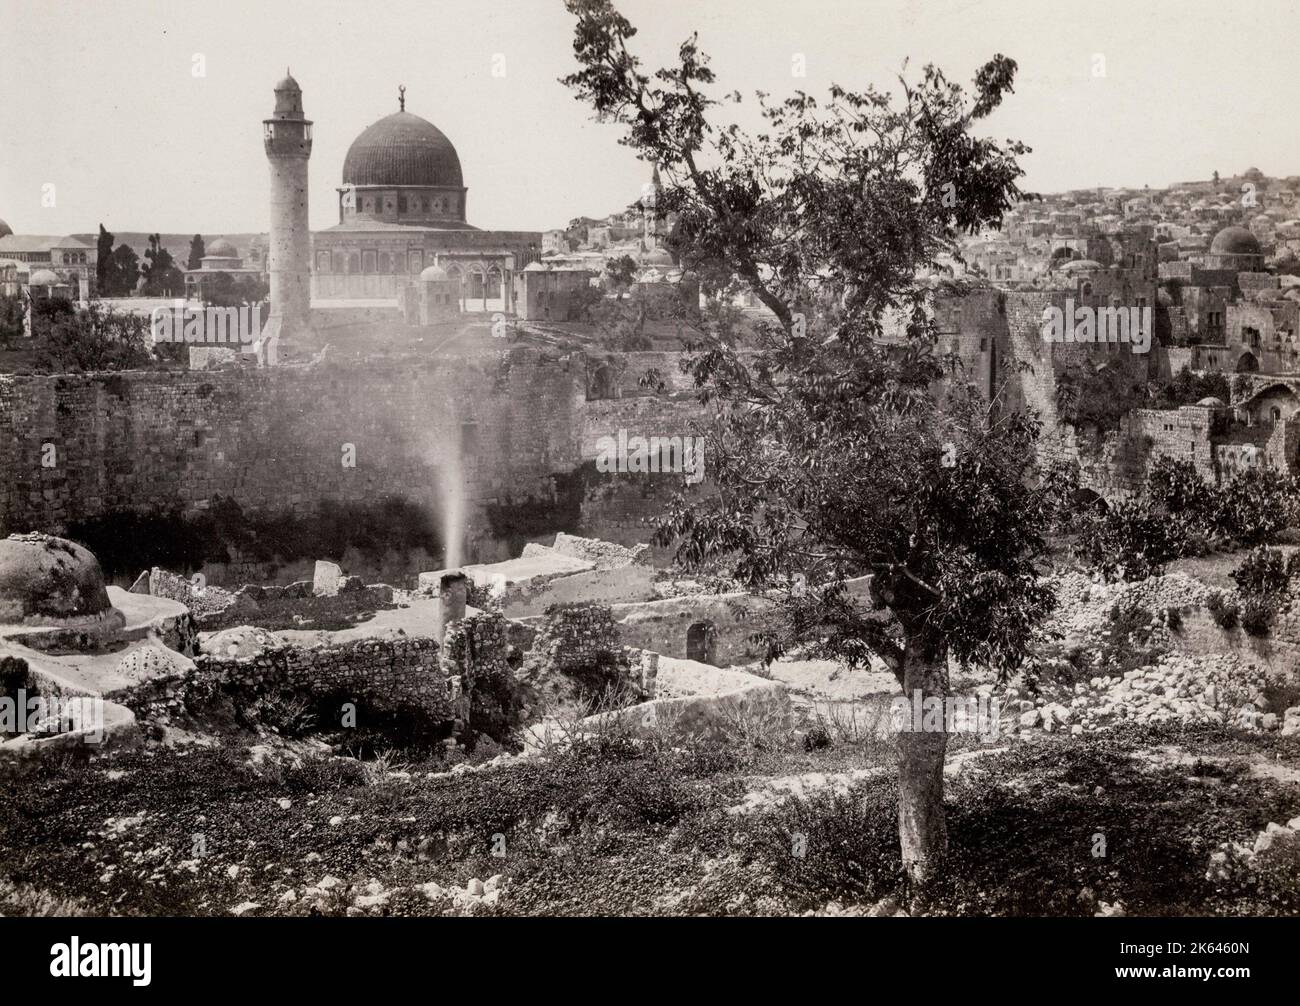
0 533 112 623
313 561 344 597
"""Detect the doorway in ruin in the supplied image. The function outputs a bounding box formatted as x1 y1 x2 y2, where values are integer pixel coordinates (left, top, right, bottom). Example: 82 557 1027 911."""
686 621 716 664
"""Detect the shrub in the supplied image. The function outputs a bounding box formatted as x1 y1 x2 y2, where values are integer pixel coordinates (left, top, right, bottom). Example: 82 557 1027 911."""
1073 499 1184 581
1213 469 1298 546
1232 546 1291 600
1207 592 1240 630
1240 595 1277 637
1164 605 1183 631
1147 456 1216 531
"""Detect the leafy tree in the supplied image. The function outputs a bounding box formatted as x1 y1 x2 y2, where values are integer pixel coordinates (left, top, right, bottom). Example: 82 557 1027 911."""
562 0 1046 893
187 234 206 270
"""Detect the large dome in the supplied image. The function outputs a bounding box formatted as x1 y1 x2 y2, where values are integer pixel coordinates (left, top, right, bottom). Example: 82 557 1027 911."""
1210 226 1262 257
0 218 12 239
342 111 463 188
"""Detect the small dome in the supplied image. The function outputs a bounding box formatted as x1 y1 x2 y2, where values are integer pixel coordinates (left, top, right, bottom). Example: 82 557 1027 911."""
0 533 112 624
206 238 238 258
28 269 60 286
0 218 12 238
274 72 301 93
1196 396 1227 408
522 261 548 272
419 264 449 282
1210 226 1262 256
343 110 463 188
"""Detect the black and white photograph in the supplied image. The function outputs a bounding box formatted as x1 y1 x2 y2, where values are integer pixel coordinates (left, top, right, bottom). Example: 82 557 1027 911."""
0 0 1295 978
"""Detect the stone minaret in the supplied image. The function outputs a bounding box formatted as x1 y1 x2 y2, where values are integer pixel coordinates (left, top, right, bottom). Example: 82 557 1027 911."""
262 71 313 360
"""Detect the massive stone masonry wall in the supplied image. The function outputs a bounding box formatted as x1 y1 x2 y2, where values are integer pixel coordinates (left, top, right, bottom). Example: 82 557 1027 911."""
0 350 581 532
0 348 721 566
119 636 452 724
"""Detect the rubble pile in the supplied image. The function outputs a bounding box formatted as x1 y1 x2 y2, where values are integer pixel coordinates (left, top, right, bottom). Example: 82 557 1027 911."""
1005 654 1298 735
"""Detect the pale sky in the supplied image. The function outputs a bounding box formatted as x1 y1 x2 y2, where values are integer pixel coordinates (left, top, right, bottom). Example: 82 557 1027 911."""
1 0 1296 237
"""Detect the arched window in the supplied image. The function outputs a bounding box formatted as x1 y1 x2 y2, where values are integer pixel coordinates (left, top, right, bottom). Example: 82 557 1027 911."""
333 251 346 273
379 252 391 273
398 195 407 213
347 253 360 274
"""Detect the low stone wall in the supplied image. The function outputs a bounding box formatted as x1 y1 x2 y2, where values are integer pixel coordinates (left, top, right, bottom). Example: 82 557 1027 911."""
119 636 451 723
610 592 777 666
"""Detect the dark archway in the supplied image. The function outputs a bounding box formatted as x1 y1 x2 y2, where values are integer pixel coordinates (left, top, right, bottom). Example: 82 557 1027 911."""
1237 351 1260 373
686 621 716 664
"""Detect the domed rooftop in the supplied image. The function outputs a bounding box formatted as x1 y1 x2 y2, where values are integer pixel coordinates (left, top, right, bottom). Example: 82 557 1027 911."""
28 269 60 286
1196 396 1227 408
0 218 11 239
343 111 463 188
205 238 238 258
1210 226 1262 256
419 264 449 282
0 533 112 625
274 72 301 92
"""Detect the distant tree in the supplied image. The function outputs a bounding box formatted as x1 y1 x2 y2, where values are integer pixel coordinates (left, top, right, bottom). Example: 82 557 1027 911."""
140 234 184 297
187 234 206 270
95 224 115 293
604 254 638 298
204 272 268 308
107 243 140 296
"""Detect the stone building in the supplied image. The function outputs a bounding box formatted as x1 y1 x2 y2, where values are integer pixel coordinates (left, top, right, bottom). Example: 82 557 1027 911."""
0 232 96 299
308 87 541 311
514 261 594 321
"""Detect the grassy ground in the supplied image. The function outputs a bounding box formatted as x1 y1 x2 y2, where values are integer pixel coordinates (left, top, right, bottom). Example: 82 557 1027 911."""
2 721 1297 917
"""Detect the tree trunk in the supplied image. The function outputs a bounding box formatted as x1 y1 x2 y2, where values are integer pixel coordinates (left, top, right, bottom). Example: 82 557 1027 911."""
896 639 949 898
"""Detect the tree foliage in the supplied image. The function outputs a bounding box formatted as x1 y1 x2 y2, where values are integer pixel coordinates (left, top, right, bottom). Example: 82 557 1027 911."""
562 0 1043 890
